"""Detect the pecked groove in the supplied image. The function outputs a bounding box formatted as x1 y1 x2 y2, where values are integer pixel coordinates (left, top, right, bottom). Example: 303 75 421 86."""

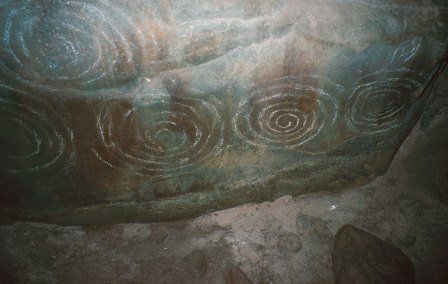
0 0 150 92
91 89 225 179
345 69 425 134
0 86 75 176
234 76 340 151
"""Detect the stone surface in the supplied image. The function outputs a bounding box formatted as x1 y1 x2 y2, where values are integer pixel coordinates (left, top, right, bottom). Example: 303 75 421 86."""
0 68 447 283
332 224 415 283
149 229 168 243
225 266 253 284
182 250 208 279
121 223 152 242
0 262 14 284
297 213 333 243
0 0 447 224
277 232 302 252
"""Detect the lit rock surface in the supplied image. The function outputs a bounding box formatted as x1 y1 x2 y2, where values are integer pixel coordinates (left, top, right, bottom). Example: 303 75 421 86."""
0 0 447 224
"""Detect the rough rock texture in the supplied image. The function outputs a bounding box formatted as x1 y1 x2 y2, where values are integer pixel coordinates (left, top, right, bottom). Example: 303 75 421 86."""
297 213 333 243
0 0 447 224
182 250 208 279
332 224 415 283
225 266 253 284
1 67 447 283
277 232 302 253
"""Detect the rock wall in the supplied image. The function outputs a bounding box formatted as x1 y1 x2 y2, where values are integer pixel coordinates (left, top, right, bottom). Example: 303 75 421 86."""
0 0 447 224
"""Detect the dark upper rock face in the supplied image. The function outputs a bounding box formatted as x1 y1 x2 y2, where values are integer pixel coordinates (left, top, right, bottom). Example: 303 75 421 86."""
0 0 447 224
332 224 415 283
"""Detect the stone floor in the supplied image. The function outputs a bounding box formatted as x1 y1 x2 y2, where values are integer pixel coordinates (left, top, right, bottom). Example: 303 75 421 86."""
1 74 447 284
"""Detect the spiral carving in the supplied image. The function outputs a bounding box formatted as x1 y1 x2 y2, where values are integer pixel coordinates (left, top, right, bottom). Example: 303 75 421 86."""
391 37 422 64
0 86 74 176
93 91 224 178
345 69 424 134
234 77 339 150
0 0 147 91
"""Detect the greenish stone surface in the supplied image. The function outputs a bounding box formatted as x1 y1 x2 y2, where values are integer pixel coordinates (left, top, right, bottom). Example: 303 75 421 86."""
0 0 447 225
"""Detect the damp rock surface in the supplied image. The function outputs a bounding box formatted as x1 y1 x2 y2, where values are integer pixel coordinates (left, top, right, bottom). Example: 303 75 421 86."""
332 224 415 283
0 0 447 224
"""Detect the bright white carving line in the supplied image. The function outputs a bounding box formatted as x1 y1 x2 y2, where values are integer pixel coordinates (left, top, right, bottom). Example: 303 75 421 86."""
0 0 148 91
93 92 224 178
391 37 422 64
0 86 74 175
234 77 339 150
345 69 424 134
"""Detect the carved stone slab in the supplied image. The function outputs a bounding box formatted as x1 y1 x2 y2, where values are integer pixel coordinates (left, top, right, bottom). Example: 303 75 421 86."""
0 0 447 224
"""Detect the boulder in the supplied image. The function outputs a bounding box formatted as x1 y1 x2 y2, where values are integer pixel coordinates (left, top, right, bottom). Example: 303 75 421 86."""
225 266 253 284
182 250 208 279
332 224 415 284
0 0 447 224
